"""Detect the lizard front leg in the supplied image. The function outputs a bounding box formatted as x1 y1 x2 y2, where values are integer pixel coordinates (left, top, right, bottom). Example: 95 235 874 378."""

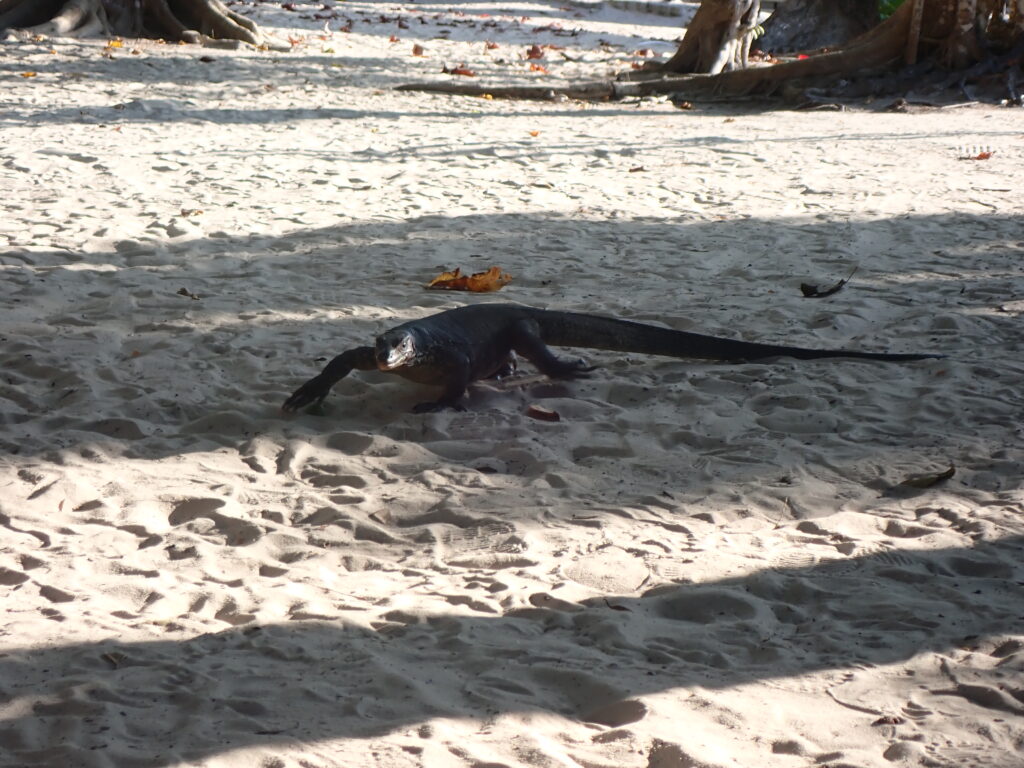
282 346 376 412
410 351 473 413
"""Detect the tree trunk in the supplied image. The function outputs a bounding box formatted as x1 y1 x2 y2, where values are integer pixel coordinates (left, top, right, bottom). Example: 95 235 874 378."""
644 0 1024 96
660 0 761 74
0 0 289 49
755 0 880 53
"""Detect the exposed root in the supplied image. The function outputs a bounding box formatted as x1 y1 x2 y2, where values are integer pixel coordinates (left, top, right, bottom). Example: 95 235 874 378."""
398 0 1022 104
398 12 911 102
1 0 290 50
11 0 107 38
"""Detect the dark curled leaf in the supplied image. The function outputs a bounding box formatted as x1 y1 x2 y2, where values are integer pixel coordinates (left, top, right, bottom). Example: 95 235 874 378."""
801 267 858 298
899 465 955 489
603 598 631 612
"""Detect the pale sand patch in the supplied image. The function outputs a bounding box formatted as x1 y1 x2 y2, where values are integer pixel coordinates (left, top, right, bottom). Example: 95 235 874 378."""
1 3 1023 767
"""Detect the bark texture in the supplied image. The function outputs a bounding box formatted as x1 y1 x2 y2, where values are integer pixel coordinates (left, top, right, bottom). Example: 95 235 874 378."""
660 0 762 74
755 0 880 54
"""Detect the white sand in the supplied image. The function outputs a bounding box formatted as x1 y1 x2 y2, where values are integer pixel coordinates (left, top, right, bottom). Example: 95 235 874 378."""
2 2 1023 766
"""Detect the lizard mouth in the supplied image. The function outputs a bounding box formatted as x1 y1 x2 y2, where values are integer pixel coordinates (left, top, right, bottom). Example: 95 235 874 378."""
376 333 416 370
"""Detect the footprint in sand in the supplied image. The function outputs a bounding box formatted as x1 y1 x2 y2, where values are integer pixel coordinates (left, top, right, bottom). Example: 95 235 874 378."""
300 464 370 506
167 498 262 546
38 584 75 603
0 566 30 586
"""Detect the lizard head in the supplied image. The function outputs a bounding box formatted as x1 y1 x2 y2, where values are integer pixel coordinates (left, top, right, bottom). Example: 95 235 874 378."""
375 329 418 371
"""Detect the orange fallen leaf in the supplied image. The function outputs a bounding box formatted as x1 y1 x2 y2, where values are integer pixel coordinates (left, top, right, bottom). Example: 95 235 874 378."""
525 44 544 60
106 39 123 49
389 34 400 42
426 266 512 292
529 62 549 74
412 43 425 56
21 72 37 78
972 151 993 160
485 40 499 50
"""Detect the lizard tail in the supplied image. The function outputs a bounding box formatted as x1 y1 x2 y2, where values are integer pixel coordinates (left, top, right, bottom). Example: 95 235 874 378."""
534 310 941 362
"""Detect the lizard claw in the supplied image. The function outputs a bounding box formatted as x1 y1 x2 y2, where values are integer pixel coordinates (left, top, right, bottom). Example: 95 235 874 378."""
282 376 330 413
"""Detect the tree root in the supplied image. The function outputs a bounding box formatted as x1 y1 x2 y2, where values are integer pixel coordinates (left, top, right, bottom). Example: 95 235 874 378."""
6 0 107 38
0 0 290 50
396 0 1022 103
145 0 288 50
397 5 913 101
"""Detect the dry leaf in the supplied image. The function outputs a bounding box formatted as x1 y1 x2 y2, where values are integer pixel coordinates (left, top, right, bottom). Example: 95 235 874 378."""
21 72 37 78
426 266 512 292
525 44 544 60
412 43 425 56
389 35 399 42
526 404 560 422
801 267 857 298
899 465 955 489
442 63 476 77
529 62 549 74
528 130 540 137
485 40 499 50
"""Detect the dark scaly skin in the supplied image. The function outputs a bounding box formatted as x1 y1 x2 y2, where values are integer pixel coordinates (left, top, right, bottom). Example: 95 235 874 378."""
282 304 942 413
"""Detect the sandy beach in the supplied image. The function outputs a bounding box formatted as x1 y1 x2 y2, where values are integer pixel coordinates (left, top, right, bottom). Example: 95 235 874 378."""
2 2 1023 766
